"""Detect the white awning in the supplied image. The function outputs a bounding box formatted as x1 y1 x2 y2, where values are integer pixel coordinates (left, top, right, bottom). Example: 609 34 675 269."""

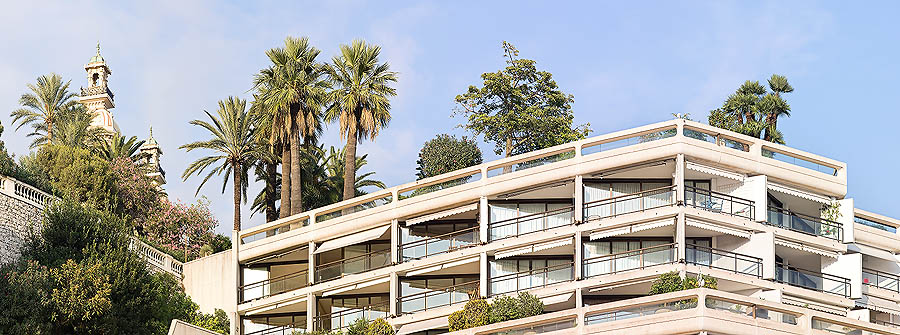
397 317 449 335
686 219 751 239
406 203 478 226
767 182 831 204
782 295 846 315
857 295 900 316
406 257 479 276
540 292 573 306
589 219 674 240
686 161 745 181
775 238 839 258
323 276 390 297
847 244 897 262
496 238 573 259
314 225 391 254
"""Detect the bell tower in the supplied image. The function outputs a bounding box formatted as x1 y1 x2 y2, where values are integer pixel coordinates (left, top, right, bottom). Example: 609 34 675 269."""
78 43 120 135
140 126 167 188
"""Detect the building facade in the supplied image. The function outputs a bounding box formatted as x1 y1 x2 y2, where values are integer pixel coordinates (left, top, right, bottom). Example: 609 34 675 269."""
222 119 900 335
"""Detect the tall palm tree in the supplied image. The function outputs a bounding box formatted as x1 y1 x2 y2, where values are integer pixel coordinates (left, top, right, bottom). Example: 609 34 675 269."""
31 103 102 149
249 95 281 222
93 131 147 163
181 97 266 231
254 36 328 217
324 40 397 203
762 74 793 143
10 73 77 145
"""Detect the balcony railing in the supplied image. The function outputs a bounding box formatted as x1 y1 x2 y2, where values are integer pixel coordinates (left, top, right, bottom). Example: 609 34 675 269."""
855 216 898 234
315 249 391 283
582 186 675 222
490 262 574 296
863 268 900 293
488 206 574 242
400 226 479 262
314 300 390 331
684 186 755 220
776 263 849 297
586 298 698 325
398 280 479 314
239 269 309 303
245 323 305 335
80 86 115 100
685 244 761 278
583 243 676 278
767 207 843 241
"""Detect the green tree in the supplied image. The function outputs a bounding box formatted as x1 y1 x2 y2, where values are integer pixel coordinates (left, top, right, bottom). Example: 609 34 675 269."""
48 259 112 332
325 40 397 204
10 73 77 146
454 41 590 157
254 36 328 217
36 144 117 210
448 297 491 331
365 318 394 335
181 97 266 231
708 74 793 144
416 134 483 180
93 131 147 163
39 104 102 149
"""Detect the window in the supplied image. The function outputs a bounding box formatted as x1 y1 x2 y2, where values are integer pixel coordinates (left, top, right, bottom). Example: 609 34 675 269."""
583 180 672 219
401 221 478 261
489 201 573 240
583 239 673 276
490 258 573 294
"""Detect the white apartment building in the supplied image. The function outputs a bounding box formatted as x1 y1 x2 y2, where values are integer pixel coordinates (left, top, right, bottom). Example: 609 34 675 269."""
186 119 900 335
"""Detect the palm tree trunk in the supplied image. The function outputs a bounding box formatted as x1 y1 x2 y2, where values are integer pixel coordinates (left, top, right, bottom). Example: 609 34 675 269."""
265 160 277 222
233 162 242 232
280 137 291 218
290 120 303 215
343 127 358 203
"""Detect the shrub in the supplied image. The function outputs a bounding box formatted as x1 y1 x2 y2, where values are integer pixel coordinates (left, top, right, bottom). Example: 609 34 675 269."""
192 308 230 334
365 318 394 335
489 295 520 323
516 292 543 318
684 274 717 290
649 271 684 295
448 298 491 331
346 318 368 335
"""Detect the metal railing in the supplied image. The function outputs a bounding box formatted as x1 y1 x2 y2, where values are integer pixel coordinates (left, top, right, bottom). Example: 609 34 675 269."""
586 298 698 325
398 280 479 314
684 186 755 220
490 262 574 296
767 207 843 241
488 206 574 241
244 323 306 335
583 243 676 278
314 300 390 331
776 263 849 297
582 186 675 222
685 244 761 278
874 320 900 329
315 249 391 283
240 269 310 303
400 226 480 262
863 268 900 292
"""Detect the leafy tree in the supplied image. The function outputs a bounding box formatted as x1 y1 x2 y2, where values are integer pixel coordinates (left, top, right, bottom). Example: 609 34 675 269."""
454 41 590 157
416 134 483 180
48 259 112 332
708 74 793 144
181 97 266 231
254 36 328 218
36 144 117 212
145 198 219 262
9 73 77 146
365 318 394 335
191 308 230 334
38 104 102 149
109 157 161 230
93 131 147 163
325 39 397 204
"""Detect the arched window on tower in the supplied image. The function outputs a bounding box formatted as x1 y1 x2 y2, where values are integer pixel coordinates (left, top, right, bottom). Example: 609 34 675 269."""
92 73 100 87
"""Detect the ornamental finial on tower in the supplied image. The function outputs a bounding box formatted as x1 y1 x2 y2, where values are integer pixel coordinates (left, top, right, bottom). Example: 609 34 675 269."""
90 41 105 64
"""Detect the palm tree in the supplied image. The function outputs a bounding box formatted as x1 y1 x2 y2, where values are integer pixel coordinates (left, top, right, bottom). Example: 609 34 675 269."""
324 40 397 203
254 36 328 217
761 74 793 143
181 97 266 231
31 103 103 149
93 131 147 163
11 73 77 145
249 95 281 222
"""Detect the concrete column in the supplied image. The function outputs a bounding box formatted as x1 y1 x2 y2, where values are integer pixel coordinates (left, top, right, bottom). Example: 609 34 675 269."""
676 213 686 263
755 232 776 280
745 175 768 223
574 231 583 280
479 196 489 243
306 292 316 332
231 230 241 335
837 198 854 243
308 241 316 284
823 253 862 299
479 252 489 297
390 219 400 264
575 288 583 309
389 272 399 316
675 154 685 204
574 175 584 224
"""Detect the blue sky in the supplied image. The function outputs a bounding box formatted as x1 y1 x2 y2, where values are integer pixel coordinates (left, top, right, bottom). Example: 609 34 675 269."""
1 1 898 235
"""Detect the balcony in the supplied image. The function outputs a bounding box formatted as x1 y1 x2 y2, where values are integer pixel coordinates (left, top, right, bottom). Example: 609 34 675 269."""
775 263 849 297
80 86 115 100
488 205 574 242
863 268 900 293
767 207 843 241
315 249 390 283
685 244 761 278
684 186 754 220
245 323 305 335
490 262 574 296
398 280 479 315
314 300 390 332
400 226 479 262
582 186 674 222
583 243 676 278
239 269 309 303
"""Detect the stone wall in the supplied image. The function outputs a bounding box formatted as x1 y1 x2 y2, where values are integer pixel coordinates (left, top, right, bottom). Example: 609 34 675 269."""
0 191 43 265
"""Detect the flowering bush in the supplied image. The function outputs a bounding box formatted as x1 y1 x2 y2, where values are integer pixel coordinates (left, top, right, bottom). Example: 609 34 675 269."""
109 157 161 230
145 198 219 261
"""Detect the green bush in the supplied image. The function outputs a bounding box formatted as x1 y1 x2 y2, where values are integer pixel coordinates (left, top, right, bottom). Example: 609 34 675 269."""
516 292 543 318
192 309 230 334
448 298 491 331
649 271 717 295
346 318 368 335
365 318 394 335
489 295 520 323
